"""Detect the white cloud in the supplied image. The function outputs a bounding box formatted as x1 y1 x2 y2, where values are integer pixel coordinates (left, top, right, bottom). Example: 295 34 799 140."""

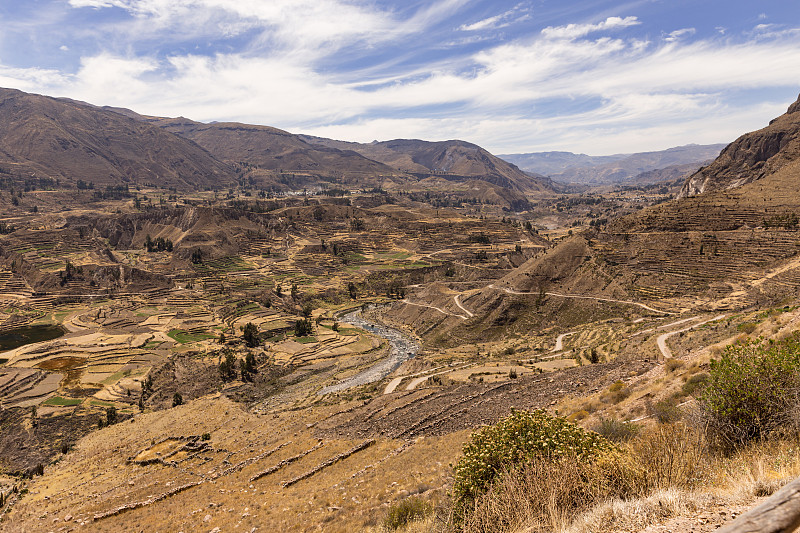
665 28 695 42
459 3 532 32
541 16 640 40
4 6 800 154
65 0 460 60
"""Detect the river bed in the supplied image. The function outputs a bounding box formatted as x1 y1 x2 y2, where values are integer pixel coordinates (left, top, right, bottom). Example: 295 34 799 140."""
317 309 420 395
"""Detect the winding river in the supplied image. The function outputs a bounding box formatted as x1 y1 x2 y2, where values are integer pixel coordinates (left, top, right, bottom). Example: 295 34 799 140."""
317 308 420 395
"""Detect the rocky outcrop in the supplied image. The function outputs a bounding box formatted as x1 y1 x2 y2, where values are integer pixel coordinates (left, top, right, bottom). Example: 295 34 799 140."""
679 93 800 198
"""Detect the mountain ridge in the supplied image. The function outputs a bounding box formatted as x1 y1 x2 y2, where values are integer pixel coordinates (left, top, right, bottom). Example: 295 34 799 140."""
502 143 726 185
679 94 800 198
0 87 236 190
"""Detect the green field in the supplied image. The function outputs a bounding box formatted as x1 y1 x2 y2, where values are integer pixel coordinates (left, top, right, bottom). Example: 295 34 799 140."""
42 396 83 406
167 329 216 344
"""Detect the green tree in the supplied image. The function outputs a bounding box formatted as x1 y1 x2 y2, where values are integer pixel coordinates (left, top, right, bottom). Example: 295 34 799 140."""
219 350 237 381
242 322 260 348
172 392 183 407
295 318 313 337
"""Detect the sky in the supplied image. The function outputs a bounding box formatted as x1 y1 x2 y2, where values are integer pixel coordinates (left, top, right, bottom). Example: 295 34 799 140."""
0 1 798 155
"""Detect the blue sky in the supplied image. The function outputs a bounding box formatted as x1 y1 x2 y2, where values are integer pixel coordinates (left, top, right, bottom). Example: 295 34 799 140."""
0 0 798 154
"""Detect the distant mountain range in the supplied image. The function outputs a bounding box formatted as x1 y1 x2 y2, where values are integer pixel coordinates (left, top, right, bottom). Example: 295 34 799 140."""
500 144 726 185
298 136 552 193
0 87 554 198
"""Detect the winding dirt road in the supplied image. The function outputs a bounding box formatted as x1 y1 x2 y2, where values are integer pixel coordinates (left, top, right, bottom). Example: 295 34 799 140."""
400 299 470 320
656 314 726 359
552 331 576 352
488 284 675 315
453 294 474 318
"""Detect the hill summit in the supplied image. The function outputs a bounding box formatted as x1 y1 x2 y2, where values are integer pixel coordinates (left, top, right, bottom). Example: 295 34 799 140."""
679 93 800 198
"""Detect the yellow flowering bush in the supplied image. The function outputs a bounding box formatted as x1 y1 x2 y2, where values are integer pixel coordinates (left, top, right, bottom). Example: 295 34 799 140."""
451 409 614 514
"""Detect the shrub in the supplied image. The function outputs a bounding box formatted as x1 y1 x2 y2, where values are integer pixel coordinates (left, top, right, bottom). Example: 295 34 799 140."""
459 448 636 533
451 409 614 517
737 322 757 334
664 358 684 372
172 392 183 407
681 372 709 397
383 497 432 531
649 400 682 424
628 423 707 490
602 380 630 404
567 410 589 422
700 334 800 448
594 417 640 442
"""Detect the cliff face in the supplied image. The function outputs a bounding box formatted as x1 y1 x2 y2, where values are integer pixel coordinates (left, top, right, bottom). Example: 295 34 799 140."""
679 94 800 198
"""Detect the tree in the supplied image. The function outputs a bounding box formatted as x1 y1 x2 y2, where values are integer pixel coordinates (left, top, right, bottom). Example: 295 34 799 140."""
239 353 257 382
191 249 203 264
301 303 313 318
291 283 299 300
242 322 260 348
172 392 183 407
348 281 358 300
295 318 313 337
219 350 237 381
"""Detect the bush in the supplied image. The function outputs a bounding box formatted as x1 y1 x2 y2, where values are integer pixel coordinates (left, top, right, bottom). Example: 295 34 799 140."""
700 334 800 448
681 372 709 397
629 423 707 490
172 392 183 407
594 417 640 442
602 380 630 404
649 400 682 424
383 497 432 531
664 358 684 372
451 409 614 517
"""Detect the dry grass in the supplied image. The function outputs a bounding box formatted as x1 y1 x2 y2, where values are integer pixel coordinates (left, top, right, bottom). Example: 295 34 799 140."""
439 421 800 533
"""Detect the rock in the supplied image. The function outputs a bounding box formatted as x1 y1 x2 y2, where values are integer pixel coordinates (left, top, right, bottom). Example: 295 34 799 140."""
204 514 212 522
64 515 72 522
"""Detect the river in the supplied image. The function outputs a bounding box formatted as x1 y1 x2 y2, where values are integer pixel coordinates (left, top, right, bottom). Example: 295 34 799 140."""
317 308 420 395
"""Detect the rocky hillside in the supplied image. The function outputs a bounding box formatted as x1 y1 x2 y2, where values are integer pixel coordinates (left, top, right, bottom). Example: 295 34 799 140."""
679 94 800 198
0 88 236 190
152 118 397 176
300 136 553 193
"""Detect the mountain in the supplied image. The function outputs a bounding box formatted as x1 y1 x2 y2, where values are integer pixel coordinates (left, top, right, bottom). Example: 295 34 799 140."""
0 87 235 189
679 94 800 198
497 151 626 176
299 136 553 193
502 144 725 185
150 118 398 176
